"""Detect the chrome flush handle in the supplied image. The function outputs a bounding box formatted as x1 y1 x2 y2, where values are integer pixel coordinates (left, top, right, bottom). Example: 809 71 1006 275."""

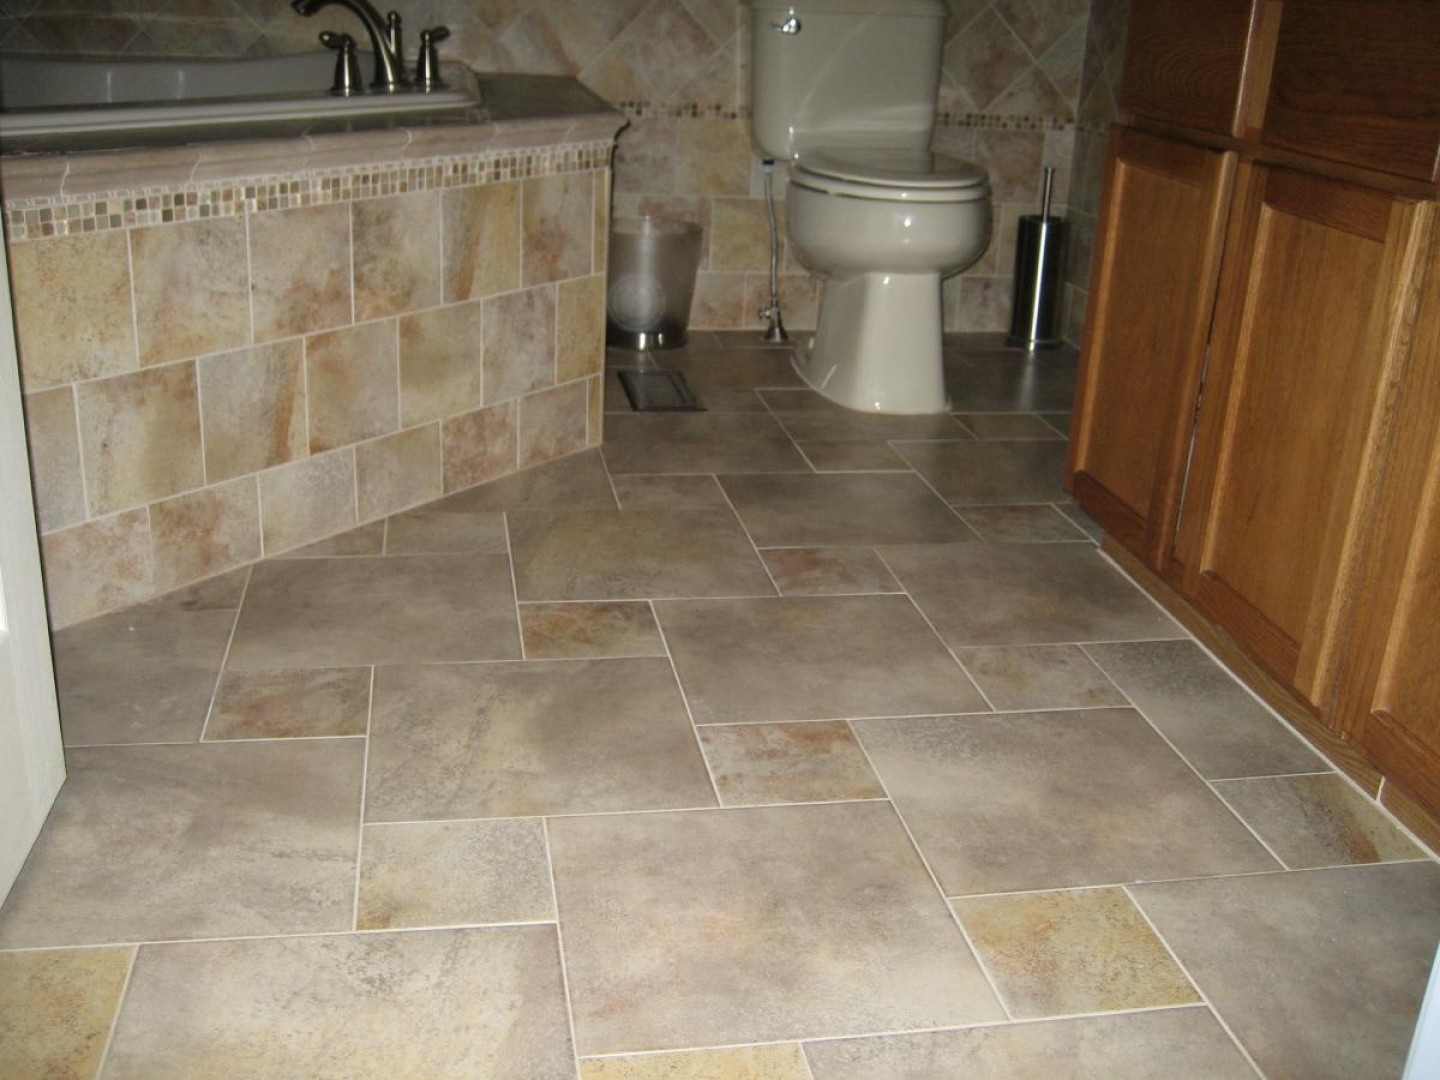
771 12 802 34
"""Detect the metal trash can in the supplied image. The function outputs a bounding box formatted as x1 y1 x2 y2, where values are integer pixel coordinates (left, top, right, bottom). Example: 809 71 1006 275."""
606 216 702 351
1007 168 1066 352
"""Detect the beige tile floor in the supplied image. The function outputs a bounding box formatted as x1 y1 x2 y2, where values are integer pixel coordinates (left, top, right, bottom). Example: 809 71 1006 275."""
3 332 1439 1080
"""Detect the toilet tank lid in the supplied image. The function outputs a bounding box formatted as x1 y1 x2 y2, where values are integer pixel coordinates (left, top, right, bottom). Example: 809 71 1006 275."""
744 0 947 16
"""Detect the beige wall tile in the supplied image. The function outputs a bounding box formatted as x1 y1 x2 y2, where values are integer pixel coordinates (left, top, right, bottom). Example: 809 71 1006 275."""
77 363 203 516
709 197 770 271
744 273 819 332
199 340 306 482
442 182 521 302
41 509 153 628
150 476 261 592
130 217 249 368
442 401 518 492
0 947 134 1080
23 386 86 533
398 301 484 427
523 171 594 286
250 203 352 342
594 166 611 273
484 285 557 403
259 449 357 555
557 274 606 382
587 374 603 447
8 231 136 390
353 191 442 321
690 271 748 329
356 423 444 522
306 320 400 454
519 379 589 469
676 119 751 197
614 119 677 198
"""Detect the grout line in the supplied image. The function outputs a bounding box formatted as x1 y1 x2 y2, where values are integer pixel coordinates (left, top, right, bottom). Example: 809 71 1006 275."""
195 565 252 744
504 511 526 661
91 944 139 1078
350 665 375 932
541 817 584 1077
650 598 725 807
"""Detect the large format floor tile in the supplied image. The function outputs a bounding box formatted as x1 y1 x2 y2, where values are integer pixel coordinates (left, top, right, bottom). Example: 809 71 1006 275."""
1131 861 1440 1080
853 709 1278 895
658 595 987 724
602 413 810 474
879 543 1183 646
803 1007 1255 1079
720 473 976 547
427 449 618 512
548 802 1004 1055
0 741 362 947
365 658 716 820
102 927 574 1080
226 554 522 668
894 439 1071 505
758 388 972 441
942 345 1078 413
510 508 775 600
0 946 134 1080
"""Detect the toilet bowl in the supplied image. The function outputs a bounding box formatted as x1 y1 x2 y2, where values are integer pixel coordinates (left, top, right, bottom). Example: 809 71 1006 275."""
785 149 991 414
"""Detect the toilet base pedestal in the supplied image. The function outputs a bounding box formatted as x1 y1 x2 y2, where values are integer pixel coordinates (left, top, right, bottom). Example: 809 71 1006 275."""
793 271 949 414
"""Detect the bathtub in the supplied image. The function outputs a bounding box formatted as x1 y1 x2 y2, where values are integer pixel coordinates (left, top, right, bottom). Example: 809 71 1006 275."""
0 52 483 138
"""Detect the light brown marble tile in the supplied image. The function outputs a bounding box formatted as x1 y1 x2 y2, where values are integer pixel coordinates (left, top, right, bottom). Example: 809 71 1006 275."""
690 270 748 328
1214 773 1422 869
366 658 715 820
803 1008 1257 1079
549 802 1003 1055
520 600 666 659
442 181 521 301
1085 639 1326 779
894 439 1071 505
435 448 615 511
709 196 770 270
957 504 1092 542
956 644 1127 711
956 412 1067 439
588 372 604 445
675 117 751 196
441 400 518 492
352 190 442 320
558 273 606 382
384 508 508 554
720 474 975 547
760 546 903 595
854 709 1278 895
519 379 589 468
879 542 1182 646
143 566 249 611
615 0 714 99
582 1044 810 1080
1132 862 1440 1080
149 476 261 591
0 741 362 947
305 319 400 454
0 946 134 1080
258 449 358 555
227 553 521 669
523 171 594 285
658 595 986 724
102 927 574 1079
399 300 484 427
274 521 384 559
511 508 774 601
699 720 886 806
131 217 249 367
206 666 370 740
357 819 554 930
610 473 728 510
9 230 135 389
799 440 912 472
77 363 203 516
40 509 154 628
953 887 1199 1018
484 284 557 403
198 340 306 482
249 202 352 341
22 385 86 533
603 413 809 474
355 423 443 521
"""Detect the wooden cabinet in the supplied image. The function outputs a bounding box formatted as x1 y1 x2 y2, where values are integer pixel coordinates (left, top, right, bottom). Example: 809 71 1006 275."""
1068 130 1234 569
1069 0 1440 826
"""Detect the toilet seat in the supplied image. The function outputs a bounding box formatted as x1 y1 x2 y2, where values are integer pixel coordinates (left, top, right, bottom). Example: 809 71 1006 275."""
792 149 989 203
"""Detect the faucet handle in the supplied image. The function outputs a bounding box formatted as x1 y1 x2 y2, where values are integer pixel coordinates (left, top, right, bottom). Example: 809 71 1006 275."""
415 25 450 90
384 11 411 87
319 30 364 96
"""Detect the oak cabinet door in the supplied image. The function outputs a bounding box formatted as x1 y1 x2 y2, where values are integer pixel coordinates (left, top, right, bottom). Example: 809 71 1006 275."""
1175 164 1431 706
1067 129 1235 569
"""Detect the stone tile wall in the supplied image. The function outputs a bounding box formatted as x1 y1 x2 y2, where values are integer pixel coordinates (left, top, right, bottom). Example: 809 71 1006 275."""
1 0 1093 337
9 144 612 628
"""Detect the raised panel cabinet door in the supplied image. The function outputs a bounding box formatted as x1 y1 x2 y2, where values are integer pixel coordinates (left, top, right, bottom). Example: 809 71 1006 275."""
1175 164 1433 706
1119 0 1264 136
1067 128 1235 569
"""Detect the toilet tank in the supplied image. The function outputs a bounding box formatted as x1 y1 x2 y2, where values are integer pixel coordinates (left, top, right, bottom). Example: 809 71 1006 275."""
747 0 948 160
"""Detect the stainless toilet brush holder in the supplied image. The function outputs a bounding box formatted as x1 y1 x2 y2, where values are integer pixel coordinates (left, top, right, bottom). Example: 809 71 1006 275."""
1007 167 1066 352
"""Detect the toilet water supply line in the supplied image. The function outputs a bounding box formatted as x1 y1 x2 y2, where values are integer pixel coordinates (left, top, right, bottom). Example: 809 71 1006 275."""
759 158 789 343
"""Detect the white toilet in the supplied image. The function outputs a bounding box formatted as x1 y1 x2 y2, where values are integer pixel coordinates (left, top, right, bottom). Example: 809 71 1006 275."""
748 0 991 414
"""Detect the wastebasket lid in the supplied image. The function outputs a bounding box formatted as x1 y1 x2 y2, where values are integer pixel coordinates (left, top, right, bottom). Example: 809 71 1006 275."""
795 149 989 192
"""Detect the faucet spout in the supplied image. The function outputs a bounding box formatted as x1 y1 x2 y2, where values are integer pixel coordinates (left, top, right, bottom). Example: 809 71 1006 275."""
291 0 407 91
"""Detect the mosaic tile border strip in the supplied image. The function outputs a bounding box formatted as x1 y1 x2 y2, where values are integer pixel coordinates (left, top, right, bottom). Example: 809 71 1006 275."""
936 113 1073 132
4 139 613 242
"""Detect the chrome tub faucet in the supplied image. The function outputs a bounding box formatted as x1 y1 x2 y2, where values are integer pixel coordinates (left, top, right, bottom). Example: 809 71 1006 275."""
291 0 408 91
